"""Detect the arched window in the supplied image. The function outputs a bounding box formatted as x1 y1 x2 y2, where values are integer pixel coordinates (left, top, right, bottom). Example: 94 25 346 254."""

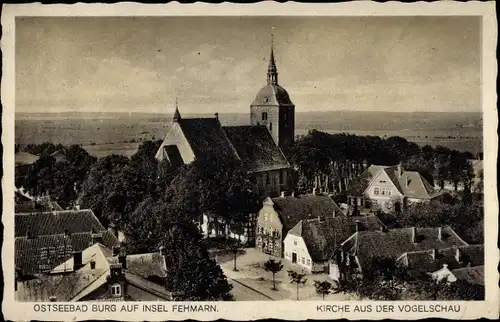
269 122 273 131
262 112 268 121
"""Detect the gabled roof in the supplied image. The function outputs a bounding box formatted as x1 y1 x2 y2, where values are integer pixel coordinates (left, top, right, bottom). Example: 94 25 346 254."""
15 209 120 275
347 164 441 200
271 194 345 232
16 243 172 302
397 244 484 276
15 209 105 237
15 231 120 275
345 165 384 195
451 266 484 286
289 215 386 262
223 125 290 172
340 226 468 270
178 118 239 162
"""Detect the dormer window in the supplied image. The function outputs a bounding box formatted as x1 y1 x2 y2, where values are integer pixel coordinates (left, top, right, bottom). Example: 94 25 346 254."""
262 112 268 121
111 283 122 296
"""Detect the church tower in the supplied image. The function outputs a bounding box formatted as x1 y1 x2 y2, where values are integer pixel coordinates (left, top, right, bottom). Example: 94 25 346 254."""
250 38 295 155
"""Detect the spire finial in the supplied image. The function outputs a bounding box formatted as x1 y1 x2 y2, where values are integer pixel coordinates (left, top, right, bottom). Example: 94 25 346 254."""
173 97 181 122
267 27 278 85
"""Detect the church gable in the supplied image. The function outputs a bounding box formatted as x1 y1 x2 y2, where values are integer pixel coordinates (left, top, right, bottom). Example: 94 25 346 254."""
155 122 196 164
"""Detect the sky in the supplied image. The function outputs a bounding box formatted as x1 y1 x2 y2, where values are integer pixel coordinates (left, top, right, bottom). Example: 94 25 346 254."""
16 16 481 114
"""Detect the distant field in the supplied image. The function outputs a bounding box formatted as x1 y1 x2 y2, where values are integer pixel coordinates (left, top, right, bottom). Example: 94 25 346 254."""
15 111 483 158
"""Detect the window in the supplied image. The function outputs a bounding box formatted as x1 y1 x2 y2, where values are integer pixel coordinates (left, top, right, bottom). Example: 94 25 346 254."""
279 170 284 184
262 112 268 121
379 180 386 183
294 241 297 246
381 189 385 195
374 188 380 195
307 259 311 266
269 122 273 131
111 284 122 296
301 257 305 264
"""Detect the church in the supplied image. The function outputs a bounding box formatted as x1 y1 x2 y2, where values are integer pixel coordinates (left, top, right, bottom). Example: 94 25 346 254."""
155 42 296 198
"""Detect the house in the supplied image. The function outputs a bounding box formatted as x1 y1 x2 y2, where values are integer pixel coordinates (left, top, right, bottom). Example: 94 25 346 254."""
284 215 386 273
396 244 484 279
255 193 346 257
399 244 485 286
15 188 63 213
16 243 173 301
155 41 294 199
15 209 120 276
345 164 442 212
436 266 485 286
329 226 469 281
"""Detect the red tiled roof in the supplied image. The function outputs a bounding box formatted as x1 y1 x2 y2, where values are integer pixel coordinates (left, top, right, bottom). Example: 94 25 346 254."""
290 215 386 262
398 244 484 276
451 266 484 286
15 209 105 237
272 194 345 232
16 231 120 275
341 226 468 270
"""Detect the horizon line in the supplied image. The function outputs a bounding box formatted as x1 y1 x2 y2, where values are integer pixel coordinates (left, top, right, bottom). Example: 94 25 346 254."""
15 110 483 115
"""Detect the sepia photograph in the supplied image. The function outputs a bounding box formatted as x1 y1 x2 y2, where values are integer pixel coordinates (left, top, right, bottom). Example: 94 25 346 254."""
2 2 498 321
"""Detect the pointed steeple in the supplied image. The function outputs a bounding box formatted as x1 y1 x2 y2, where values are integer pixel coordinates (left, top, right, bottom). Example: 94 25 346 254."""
173 97 181 122
267 30 278 85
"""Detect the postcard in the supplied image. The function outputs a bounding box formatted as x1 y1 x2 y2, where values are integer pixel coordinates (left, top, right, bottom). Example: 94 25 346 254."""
2 1 498 320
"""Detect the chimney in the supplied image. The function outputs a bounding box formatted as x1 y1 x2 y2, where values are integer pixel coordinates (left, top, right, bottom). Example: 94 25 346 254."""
397 164 402 178
280 191 285 198
112 246 121 257
91 229 103 244
118 255 127 270
159 246 164 257
437 227 442 241
355 220 361 232
442 264 448 269
431 248 437 260
73 251 83 271
411 227 416 244
214 112 219 121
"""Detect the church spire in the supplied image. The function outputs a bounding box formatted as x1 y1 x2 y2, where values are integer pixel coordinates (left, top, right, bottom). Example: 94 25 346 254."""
267 29 278 85
173 97 181 122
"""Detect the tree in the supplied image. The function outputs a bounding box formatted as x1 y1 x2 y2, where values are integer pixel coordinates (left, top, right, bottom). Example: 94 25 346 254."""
288 270 307 300
226 238 245 272
153 202 234 301
263 259 284 291
314 280 333 300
